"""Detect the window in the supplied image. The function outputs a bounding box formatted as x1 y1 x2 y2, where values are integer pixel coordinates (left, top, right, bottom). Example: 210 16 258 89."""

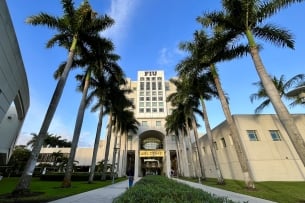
140 82 144 90
221 138 227 147
159 102 163 107
156 121 161 126
140 91 144 96
139 102 144 107
146 102 151 107
152 108 157 112
159 108 164 112
140 97 144 101
152 82 156 90
146 91 150 96
146 108 151 112
152 97 157 101
139 108 144 113
213 141 218 150
146 97 150 101
157 77 162 81
146 82 150 90
270 130 281 141
158 96 163 101
146 77 150 81
152 102 157 107
128 135 133 141
142 121 148 126
158 82 162 90
247 130 259 141
140 77 144 81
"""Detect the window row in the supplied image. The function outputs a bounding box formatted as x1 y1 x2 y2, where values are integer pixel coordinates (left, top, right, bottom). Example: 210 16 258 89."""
247 130 281 141
139 102 164 107
140 77 163 81
140 82 163 91
139 91 163 96
139 97 163 101
139 108 164 113
210 130 282 151
141 121 162 127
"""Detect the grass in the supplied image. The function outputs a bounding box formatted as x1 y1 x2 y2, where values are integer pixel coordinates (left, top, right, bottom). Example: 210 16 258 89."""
181 177 305 203
0 177 126 203
1 176 304 203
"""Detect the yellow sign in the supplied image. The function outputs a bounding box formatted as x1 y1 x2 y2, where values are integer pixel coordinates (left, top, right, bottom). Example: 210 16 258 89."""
139 150 164 157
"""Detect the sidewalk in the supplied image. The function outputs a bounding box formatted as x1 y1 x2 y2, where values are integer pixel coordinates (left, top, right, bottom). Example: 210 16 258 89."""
173 178 275 203
49 177 275 203
48 178 140 203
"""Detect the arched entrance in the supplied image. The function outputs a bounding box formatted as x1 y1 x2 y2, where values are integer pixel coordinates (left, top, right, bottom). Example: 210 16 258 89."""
139 130 165 176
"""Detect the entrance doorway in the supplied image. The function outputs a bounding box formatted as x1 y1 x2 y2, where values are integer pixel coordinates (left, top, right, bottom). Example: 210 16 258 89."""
141 157 162 176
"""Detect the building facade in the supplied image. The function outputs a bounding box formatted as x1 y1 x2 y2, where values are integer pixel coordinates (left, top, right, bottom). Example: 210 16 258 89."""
0 1 30 165
195 114 305 181
39 71 305 182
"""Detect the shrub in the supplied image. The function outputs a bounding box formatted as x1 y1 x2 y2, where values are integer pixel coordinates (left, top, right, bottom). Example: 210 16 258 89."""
114 175 236 203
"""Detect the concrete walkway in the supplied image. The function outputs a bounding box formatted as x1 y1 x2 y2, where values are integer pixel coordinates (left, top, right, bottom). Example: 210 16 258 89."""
49 177 275 203
173 178 275 203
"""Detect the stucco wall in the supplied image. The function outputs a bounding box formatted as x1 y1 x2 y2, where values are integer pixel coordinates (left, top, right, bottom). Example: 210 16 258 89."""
0 1 30 164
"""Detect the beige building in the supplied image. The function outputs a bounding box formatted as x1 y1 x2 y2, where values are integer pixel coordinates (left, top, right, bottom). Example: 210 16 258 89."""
196 114 305 181
39 71 305 182
0 1 30 165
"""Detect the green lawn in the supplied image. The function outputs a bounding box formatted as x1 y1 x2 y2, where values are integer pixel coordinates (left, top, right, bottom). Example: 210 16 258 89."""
0 177 126 203
1 177 305 203
181 177 305 203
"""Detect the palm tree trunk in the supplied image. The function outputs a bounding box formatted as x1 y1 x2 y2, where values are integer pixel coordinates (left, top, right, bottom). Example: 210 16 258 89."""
116 134 123 177
13 36 78 195
199 96 224 184
102 113 113 180
185 122 196 177
191 116 206 180
248 45 305 166
210 64 255 189
62 69 91 188
175 135 181 177
88 106 104 183
181 133 189 176
111 133 118 183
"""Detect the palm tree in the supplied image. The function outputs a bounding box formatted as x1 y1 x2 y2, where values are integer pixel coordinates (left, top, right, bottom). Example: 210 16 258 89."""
99 78 131 180
61 37 119 187
199 0 305 167
165 107 187 177
172 72 225 184
111 109 138 182
167 79 206 180
176 29 256 188
13 0 114 195
250 74 305 113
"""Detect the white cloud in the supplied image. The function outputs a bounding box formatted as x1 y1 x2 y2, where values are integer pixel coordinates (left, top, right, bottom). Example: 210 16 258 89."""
101 0 141 45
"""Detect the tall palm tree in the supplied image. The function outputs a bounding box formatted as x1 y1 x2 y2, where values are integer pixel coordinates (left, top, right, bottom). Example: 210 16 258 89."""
13 0 114 195
167 79 206 180
111 110 138 181
176 29 255 188
87 74 112 183
199 0 305 167
101 79 131 180
165 107 188 177
61 37 119 187
173 72 225 184
250 74 305 113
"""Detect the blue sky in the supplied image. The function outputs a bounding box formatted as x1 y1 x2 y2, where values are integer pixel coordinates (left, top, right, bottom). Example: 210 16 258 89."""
6 1 305 147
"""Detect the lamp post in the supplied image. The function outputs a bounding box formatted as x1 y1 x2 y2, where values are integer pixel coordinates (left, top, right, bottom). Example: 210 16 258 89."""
286 85 305 104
